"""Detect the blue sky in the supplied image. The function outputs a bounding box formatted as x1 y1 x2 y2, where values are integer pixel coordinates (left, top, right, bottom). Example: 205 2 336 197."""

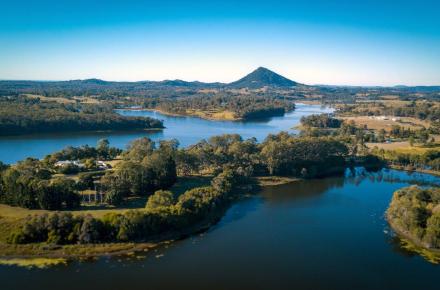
1 0 439 86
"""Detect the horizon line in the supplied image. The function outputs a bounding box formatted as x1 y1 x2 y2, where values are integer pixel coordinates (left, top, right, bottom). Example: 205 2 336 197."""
0 77 439 88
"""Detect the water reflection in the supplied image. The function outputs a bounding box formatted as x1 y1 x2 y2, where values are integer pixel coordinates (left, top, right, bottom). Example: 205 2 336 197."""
0 103 332 164
346 167 440 187
215 196 263 226
261 177 345 203
386 234 419 259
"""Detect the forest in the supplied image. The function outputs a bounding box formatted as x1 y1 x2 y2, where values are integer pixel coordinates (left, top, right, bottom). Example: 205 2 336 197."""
387 186 440 249
300 114 342 128
0 96 163 136
141 94 296 120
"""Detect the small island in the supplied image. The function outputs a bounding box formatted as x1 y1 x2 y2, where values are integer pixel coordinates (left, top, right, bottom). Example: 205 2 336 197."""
387 186 440 256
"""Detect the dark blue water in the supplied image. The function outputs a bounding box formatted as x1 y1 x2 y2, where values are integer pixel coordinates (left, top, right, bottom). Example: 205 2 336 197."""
0 103 332 164
1 169 438 290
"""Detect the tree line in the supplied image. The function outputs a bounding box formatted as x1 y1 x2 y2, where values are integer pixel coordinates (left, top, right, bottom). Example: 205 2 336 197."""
300 114 342 128
142 94 295 120
338 101 440 122
371 147 440 171
0 96 163 136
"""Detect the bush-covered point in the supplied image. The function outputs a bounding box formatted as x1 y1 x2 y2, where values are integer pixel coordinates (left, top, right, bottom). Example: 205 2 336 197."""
8 168 247 245
387 186 440 249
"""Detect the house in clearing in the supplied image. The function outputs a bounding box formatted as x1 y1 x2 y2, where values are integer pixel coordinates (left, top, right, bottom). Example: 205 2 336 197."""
54 160 85 168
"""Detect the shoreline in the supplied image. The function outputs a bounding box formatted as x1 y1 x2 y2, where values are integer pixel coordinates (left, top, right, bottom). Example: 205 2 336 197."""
0 127 164 139
0 177 299 265
0 216 219 259
388 164 440 177
0 212 223 268
124 108 243 122
122 107 300 122
386 214 440 263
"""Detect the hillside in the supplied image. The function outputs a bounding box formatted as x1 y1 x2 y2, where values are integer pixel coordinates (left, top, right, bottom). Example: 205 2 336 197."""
227 67 298 88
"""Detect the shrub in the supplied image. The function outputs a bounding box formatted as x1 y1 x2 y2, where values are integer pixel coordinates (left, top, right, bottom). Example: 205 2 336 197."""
146 190 175 212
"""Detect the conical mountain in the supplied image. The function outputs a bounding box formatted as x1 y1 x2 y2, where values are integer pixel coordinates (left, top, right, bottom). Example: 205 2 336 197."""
228 67 298 88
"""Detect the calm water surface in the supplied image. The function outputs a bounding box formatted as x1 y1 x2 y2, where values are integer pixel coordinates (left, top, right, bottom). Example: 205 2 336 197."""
1 169 439 290
0 103 332 164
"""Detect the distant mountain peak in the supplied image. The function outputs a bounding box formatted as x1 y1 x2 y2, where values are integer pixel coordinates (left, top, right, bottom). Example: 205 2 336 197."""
228 67 298 88
78 78 108 84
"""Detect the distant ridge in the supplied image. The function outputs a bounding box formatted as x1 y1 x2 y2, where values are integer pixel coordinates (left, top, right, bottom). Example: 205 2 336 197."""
158 79 223 88
1 67 439 90
73 78 109 85
227 67 298 88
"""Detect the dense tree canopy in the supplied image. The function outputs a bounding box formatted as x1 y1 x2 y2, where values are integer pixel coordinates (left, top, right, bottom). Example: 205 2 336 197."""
387 186 440 249
300 114 342 128
0 158 80 210
99 138 178 204
260 132 348 177
0 96 163 136
142 94 295 120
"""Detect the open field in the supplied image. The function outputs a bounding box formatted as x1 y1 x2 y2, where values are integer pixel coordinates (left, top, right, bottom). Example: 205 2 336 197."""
340 116 429 131
367 140 440 152
145 108 239 121
25 94 102 105
24 94 75 104
367 133 440 151
72 96 101 104
366 142 437 153
184 109 238 121
367 141 413 151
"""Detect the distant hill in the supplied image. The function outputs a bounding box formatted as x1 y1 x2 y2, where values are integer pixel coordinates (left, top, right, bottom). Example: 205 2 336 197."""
75 78 109 85
227 67 298 88
1 67 439 95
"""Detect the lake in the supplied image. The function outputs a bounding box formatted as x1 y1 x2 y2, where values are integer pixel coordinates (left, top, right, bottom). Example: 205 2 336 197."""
1 168 439 290
0 103 332 164
1 103 439 289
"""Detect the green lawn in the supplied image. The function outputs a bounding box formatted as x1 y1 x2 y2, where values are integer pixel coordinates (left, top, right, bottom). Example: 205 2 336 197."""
0 175 213 221
0 175 213 256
